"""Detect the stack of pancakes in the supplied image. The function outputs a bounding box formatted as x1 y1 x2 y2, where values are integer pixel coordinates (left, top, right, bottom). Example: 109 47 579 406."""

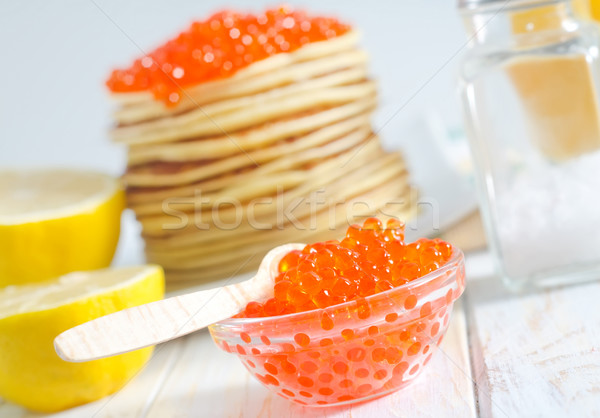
111 31 416 282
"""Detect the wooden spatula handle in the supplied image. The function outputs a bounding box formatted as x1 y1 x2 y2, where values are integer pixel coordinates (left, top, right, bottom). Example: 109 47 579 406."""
54 243 304 362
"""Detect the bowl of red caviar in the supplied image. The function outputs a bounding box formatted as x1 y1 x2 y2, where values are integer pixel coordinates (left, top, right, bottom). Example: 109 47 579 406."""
209 218 466 407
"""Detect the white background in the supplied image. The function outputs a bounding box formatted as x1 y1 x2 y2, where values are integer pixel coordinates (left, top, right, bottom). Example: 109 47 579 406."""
0 0 466 175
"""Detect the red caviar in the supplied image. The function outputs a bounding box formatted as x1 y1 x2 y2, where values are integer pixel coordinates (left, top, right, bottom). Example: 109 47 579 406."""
106 6 351 105
239 218 453 318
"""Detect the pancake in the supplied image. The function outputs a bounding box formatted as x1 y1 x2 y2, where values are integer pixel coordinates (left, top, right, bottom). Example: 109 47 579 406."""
112 81 376 144
126 97 375 166
128 126 374 215
114 62 368 136
144 175 412 266
135 140 388 236
124 117 373 188
138 148 406 245
147 176 414 261
126 131 380 213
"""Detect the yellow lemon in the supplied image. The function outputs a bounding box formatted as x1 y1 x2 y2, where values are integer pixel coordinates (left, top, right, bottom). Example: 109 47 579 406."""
0 169 125 286
0 265 165 412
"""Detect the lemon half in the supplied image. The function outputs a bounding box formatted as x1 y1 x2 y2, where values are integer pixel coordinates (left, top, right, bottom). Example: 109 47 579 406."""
0 169 125 286
0 265 165 412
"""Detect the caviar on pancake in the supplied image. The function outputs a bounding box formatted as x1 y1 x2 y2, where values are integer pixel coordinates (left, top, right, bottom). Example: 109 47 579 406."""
107 7 351 105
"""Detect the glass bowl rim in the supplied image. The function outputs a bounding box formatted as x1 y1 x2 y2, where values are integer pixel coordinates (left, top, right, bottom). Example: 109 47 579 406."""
212 246 465 328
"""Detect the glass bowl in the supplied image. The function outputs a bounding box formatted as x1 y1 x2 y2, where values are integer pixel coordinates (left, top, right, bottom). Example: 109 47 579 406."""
209 247 466 407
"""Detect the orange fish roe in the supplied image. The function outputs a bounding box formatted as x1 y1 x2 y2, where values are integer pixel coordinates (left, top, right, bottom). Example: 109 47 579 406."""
239 218 453 318
106 6 351 105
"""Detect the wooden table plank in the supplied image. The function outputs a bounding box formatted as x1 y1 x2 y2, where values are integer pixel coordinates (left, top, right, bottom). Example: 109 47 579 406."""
145 301 475 418
466 272 600 417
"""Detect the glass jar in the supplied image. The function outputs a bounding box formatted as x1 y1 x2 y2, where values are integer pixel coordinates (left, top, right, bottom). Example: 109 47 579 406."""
458 0 600 290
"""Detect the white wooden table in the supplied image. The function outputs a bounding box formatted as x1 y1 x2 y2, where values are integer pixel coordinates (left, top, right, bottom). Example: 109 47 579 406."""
1 250 599 418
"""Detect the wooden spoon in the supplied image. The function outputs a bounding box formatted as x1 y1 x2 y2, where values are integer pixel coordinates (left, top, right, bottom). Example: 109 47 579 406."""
54 243 304 363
